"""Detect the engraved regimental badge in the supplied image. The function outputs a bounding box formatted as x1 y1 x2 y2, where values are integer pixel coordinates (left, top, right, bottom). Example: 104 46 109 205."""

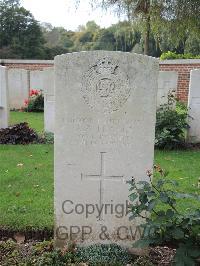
82 57 131 113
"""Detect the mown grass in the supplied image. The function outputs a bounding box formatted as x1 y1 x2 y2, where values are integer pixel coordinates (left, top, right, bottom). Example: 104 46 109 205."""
0 144 53 230
10 111 44 134
0 112 199 230
155 150 200 212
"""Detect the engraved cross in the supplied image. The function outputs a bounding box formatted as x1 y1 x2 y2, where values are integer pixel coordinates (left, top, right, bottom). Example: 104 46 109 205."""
81 152 124 220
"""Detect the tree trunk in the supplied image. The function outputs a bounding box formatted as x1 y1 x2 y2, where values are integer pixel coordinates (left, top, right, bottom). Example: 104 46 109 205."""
144 15 150 55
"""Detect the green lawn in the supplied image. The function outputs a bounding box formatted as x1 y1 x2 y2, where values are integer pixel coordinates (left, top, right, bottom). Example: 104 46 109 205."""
0 145 53 230
10 111 44 134
0 111 199 230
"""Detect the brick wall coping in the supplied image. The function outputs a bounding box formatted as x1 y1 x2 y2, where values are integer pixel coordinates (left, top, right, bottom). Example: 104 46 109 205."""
1 58 200 65
0 59 54 64
0 59 200 65
160 59 200 65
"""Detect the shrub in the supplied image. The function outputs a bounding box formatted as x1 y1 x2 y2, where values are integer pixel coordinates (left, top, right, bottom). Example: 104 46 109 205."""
24 89 44 112
75 244 134 265
127 166 200 265
0 240 23 266
160 51 200 60
155 94 189 149
0 122 39 144
39 132 54 144
30 241 74 266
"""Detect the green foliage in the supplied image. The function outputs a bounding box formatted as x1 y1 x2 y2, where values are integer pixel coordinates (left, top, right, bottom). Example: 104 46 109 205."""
127 166 200 265
0 0 200 59
0 239 22 266
28 241 74 265
160 51 200 60
10 111 44 134
24 90 44 112
155 95 189 149
132 256 154 266
0 240 75 265
75 244 134 265
40 132 54 144
0 240 136 266
0 0 45 59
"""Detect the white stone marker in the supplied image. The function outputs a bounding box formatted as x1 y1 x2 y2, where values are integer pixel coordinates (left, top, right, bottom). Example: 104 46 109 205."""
157 71 178 107
30 70 44 91
8 69 29 109
54 51 159 247
188 69 200 143
43 68 55 133
0 66 9 128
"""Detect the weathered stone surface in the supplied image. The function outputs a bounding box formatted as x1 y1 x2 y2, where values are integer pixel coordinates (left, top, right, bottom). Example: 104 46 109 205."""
157 71 178 107
54 51 159 247
0 66 9 128
188 69 200 143
30 70 44 91
8 69 29 109
43 68 55 133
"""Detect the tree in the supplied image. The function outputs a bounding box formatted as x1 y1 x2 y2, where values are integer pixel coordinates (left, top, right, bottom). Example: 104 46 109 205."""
93 28 116 50
84 0 200 55
0 0 45 58
109 21 140 52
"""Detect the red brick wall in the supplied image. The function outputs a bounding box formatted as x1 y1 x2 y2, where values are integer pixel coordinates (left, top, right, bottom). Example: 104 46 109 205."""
1 59 200 102
160 62 200 102
3 63 53 71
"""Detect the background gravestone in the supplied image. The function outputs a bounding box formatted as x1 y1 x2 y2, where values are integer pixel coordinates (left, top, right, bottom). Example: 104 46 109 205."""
30 70 44 91
188 69 200 143
157 71 178 107
8 69 29 109
54 51 159 247
0 66 9 128
43 68 55 133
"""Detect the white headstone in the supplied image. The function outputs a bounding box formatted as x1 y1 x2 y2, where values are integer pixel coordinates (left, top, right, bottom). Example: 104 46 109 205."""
43 68 55 133
30 70 44 91
157 71 178 107
0 66 9 128
8 69 29 109
54 51 159 247
188 69 200 143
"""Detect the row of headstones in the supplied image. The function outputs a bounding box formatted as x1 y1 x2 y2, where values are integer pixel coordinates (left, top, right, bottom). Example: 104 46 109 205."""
0 66 54 131
0 65 176 131
0 63 200 142
0 52 200 247
0 62 200 142
45 68 199 143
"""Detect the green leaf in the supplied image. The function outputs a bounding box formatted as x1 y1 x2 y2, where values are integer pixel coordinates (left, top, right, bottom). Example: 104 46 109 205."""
129 193 138 202
160 192 170 203
133 238 152 248
172 228 185 239
166 209 175 218
189 248 200 258
147 199 157 211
